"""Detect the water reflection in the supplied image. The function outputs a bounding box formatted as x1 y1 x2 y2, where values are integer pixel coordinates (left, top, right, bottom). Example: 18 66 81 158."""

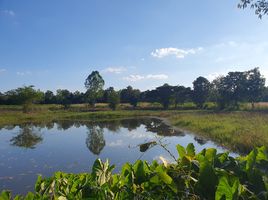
0 117 238 195
86 126 105 155
10 126 43 149
194 136 207 145
5 118 184 153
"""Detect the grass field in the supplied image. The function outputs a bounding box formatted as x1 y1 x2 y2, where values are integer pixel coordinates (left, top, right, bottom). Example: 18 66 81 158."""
0 104 268 154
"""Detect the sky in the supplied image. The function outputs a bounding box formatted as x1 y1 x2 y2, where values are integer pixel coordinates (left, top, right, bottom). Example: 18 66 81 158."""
1 0 268 92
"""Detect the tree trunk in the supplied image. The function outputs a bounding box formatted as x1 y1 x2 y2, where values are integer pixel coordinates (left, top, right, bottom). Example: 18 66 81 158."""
251 102 255 110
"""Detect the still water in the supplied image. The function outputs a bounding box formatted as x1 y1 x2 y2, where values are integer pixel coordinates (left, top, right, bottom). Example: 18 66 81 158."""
0 118 237 194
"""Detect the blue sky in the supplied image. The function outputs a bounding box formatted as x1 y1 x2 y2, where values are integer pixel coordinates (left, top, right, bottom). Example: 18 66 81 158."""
1 0 268 92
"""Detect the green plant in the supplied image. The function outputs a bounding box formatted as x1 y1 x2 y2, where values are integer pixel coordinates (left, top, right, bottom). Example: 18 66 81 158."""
1 143 267 199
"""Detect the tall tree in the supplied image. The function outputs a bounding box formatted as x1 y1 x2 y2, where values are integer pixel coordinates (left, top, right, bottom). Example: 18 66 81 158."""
155 84 175 110
215 72 248 109
193 77 210 108
85 71 105 107
173 86 192 109
245 68 265 109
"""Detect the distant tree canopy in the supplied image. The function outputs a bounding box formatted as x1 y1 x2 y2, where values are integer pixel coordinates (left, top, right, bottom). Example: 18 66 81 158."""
193 77 210 108
238 0 268 18
85 71 105 106
214 68 265 109
106 87 120 110
2 86 43 112
0 68 267 111
120 86 140 108
155 84 175 109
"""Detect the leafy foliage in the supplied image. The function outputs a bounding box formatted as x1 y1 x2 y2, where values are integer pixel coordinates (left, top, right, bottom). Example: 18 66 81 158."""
85 71 105 106
238 0 268 18
193 76 210 108
1 143 267 199
106 87 120 110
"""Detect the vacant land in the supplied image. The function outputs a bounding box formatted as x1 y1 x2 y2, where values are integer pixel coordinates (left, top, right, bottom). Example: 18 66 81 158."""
0 104 267 153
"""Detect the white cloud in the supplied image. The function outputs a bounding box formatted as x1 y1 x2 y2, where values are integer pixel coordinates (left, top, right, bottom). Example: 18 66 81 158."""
123 74 168 82
0 69 6 74
146 74 168 79
102 67 127 74
205 73 222 81
151 47 203 59
16 71 32 76
0 10 15 17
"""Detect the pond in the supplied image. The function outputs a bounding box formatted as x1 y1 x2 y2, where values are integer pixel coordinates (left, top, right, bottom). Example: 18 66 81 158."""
0 118 237 195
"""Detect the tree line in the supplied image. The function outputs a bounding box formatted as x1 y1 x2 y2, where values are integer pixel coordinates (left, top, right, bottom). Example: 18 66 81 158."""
0 68 267 112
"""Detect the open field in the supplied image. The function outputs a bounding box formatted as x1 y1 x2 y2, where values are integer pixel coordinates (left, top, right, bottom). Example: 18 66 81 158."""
0 104 268 153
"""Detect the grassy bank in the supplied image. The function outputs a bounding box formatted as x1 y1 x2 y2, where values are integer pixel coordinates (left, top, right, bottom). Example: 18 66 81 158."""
0 104 268 153
170 111 268 153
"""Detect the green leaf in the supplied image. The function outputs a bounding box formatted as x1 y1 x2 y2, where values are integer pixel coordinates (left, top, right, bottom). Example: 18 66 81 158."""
205 148 217 164
24 192 35 200
186 143 195 157
133 160 146 184
176 144 186 158
196 157 217 199
246 148 257 172
215 177 239 200
0 191 11 200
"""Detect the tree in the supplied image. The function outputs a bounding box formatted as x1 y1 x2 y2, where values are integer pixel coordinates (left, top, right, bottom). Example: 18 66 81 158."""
120 86 140 108
245 68 265 109
85 71 105 107
155 84 175 110
106 87 120 110
173 86 192 109
72 91 84 104
56 89 73 109
238 0 268 18
214 72 248 109
193 77 210 108
15 86 44 113
44 90 56 104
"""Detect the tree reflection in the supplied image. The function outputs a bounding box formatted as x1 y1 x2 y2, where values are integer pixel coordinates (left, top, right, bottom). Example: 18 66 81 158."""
86 126 105 155
10 126 43 149
194 136 207 145
144 118 185 137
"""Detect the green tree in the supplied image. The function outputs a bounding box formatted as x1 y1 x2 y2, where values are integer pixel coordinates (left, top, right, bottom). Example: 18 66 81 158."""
193 77 210 108
106 87 120 110
120 86 140 108
155 84 174 110
85 71 105 107
238 0 268 18
15 86 43 113
173 86 192 109
44 90 56 104
216 72 246 109
245 68 265 109
56 89 73 109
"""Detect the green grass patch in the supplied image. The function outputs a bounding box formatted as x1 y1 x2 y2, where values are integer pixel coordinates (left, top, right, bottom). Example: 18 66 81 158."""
169 111 268 153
